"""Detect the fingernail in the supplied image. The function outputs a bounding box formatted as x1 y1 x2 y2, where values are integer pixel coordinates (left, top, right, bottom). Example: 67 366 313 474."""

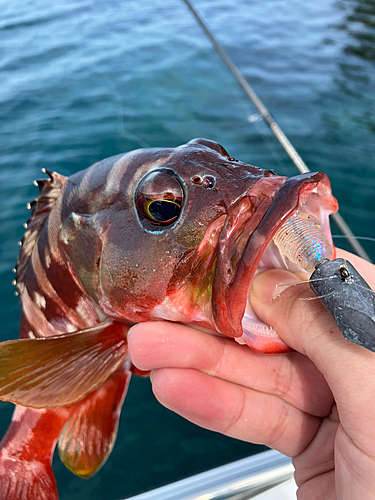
127 324 139 340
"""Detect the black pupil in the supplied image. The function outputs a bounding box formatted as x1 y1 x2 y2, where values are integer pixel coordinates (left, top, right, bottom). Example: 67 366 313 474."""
149 200 179 222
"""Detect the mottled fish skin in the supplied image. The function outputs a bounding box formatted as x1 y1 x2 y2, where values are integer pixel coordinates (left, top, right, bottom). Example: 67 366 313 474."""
0 138 338 500
16 171 102 340
18 141 280 334
15 139 337 339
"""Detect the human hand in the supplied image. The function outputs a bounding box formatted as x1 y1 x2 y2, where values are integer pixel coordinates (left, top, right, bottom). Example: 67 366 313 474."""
128 248 375 499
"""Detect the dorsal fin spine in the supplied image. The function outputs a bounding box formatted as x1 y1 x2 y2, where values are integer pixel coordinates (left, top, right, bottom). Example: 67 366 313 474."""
16 171 67 285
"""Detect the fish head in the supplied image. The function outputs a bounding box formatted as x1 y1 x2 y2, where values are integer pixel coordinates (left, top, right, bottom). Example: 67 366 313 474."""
60 138 338 352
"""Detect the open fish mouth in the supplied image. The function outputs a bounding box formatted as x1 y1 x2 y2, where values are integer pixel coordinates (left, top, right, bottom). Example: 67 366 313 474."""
212 171 338 353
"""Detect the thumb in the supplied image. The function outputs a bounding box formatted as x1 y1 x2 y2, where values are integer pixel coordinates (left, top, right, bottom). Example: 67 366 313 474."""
249 269 375 399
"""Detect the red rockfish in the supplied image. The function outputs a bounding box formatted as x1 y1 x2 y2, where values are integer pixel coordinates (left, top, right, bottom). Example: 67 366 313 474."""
0 139 337 499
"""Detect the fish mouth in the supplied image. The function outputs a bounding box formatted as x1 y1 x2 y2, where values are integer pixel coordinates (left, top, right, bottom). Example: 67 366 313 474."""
212 171 338 352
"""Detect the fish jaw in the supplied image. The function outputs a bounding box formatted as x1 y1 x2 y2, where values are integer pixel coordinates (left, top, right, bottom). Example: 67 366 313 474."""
213 171 338 352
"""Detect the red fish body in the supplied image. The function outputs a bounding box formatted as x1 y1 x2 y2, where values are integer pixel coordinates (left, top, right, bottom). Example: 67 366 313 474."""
0 139 338 499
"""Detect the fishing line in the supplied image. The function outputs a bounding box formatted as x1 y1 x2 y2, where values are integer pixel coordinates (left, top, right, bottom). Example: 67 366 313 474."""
247 113 291 174
272 275 337 300
181 0 372 263
345 282 375 298
273 269 375 306
75 21 151 150
332 235 375 243
275 275 337 290
300 290 336 301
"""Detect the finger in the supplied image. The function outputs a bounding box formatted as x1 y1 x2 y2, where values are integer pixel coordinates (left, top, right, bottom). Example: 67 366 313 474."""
250 267 375 454
150 367 322 457
128 321 333 416
293 405 338 488
250 268 375 376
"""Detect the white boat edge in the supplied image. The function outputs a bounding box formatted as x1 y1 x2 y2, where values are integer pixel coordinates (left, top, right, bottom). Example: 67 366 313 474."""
124 449 297 500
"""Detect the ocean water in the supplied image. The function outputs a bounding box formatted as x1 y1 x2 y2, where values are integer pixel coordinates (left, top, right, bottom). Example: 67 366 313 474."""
0 0 374 499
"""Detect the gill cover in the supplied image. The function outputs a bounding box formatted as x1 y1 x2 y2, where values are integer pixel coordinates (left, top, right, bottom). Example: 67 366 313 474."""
59 212 107 301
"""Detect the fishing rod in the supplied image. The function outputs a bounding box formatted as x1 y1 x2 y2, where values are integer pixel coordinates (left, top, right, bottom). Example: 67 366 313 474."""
182 0 372 263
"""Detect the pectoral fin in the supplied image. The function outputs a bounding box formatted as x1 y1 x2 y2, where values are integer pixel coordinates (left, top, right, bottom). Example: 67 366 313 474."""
0 321 130 408
58 366 131 477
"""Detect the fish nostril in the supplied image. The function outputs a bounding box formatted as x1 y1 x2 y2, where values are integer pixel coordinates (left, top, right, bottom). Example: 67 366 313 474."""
191 175 216 189
202 176 216 189
191 175 202 185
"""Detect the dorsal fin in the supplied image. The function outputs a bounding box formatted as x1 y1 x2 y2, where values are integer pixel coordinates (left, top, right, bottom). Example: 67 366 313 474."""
16 169 67 283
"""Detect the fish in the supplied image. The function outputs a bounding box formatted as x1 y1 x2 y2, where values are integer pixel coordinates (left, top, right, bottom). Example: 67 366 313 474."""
0 138 338 499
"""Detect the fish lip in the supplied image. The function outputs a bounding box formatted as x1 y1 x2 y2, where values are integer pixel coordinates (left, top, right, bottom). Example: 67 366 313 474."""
212 171 338 341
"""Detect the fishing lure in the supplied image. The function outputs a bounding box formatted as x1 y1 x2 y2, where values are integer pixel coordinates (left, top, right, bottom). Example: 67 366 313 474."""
310 258 375 352
273 211 375 351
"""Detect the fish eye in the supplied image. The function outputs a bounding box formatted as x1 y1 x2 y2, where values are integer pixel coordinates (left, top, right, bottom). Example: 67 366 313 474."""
144 199 181 224
135 169 184 227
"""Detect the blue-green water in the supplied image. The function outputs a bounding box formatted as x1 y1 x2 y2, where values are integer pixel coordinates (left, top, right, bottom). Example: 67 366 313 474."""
0 0 374 499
